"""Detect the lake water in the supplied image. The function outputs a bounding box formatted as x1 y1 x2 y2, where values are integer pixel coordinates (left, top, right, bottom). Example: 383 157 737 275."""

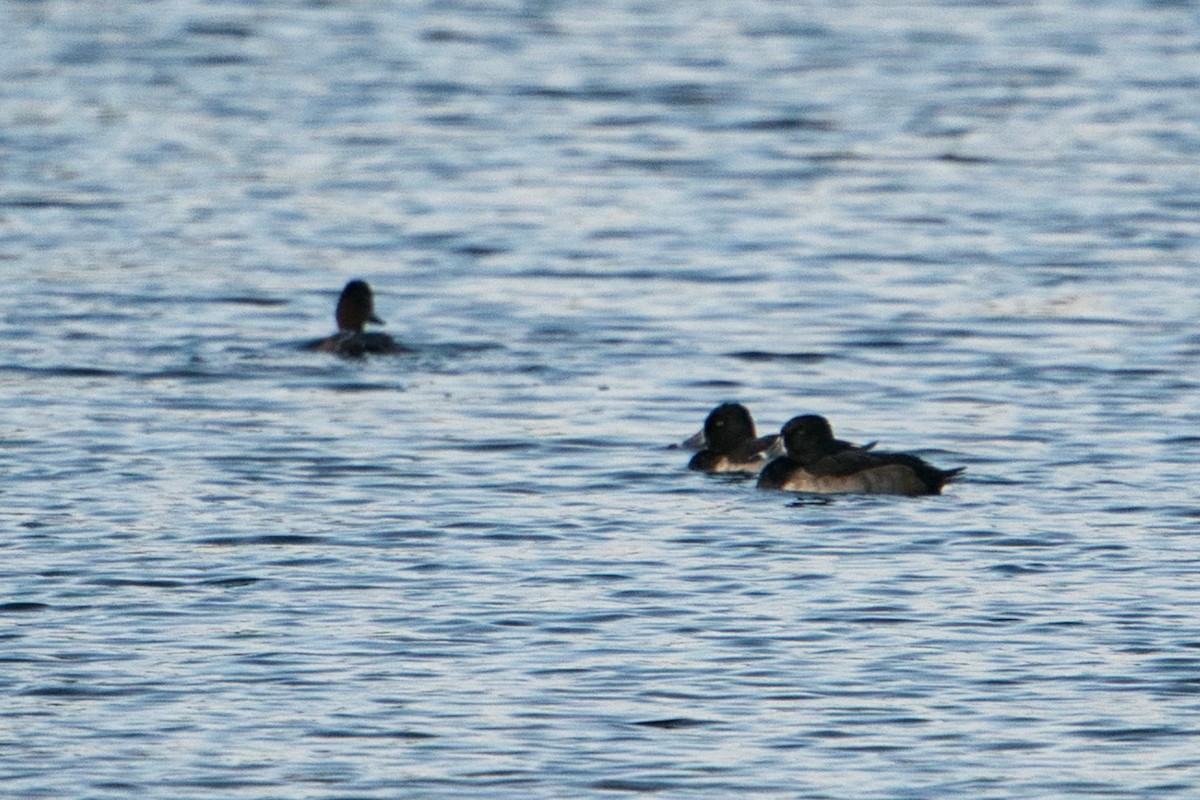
3 1 1200 797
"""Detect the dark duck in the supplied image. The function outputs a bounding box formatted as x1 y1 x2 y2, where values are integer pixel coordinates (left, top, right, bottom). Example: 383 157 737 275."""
757 414 963 496
306 279 406 357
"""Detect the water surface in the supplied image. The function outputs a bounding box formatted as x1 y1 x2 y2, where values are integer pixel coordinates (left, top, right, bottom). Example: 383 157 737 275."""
3 1 1200 797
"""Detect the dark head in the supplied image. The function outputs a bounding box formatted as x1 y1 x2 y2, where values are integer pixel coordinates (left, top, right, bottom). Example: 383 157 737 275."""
335 280 385 333
703 403 757 454
780 414 837 462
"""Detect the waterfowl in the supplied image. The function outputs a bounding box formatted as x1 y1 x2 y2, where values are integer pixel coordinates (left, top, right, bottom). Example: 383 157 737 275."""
687 403 780 474
757 414 964 496
305 279 406 357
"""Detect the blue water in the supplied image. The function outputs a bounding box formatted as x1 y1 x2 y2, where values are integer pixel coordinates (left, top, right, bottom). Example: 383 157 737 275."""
3 1 1200 797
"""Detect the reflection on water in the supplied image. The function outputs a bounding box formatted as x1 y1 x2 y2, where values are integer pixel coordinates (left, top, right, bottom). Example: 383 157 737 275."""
2 0 1199 797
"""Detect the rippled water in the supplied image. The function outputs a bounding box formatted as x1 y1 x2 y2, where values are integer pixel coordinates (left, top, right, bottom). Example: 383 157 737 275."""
3 1 1200 797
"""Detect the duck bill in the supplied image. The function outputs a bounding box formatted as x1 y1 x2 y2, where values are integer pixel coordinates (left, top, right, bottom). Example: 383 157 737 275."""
759 434 784 458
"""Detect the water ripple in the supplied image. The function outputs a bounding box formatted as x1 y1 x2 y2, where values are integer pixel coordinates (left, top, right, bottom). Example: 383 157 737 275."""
3 1 1200 798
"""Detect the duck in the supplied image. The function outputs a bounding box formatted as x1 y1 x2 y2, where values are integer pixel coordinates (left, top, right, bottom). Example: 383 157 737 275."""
305 279 407 357
686 403 782 474
756 414 964 496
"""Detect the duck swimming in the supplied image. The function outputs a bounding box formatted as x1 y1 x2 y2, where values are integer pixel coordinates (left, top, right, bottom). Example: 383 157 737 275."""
305 279 407 357
687 403 781 474
756 414 963 496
